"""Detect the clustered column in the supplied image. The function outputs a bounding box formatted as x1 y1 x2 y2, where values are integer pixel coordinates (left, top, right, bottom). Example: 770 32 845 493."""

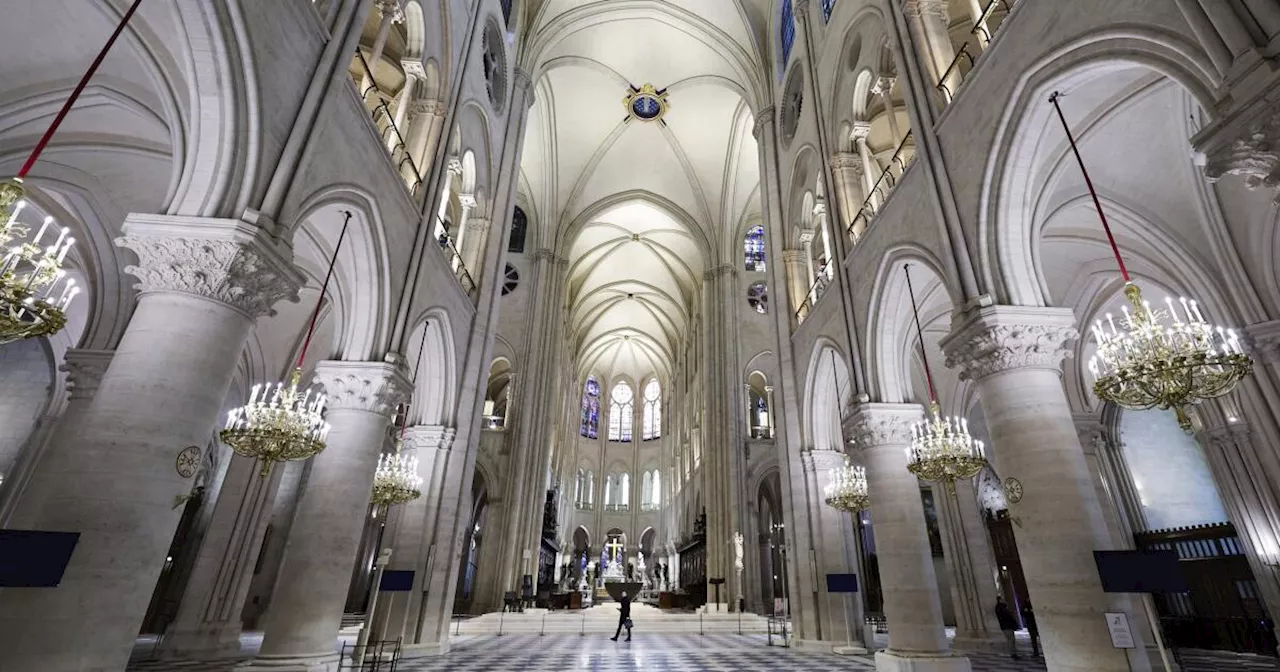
0 215 302 672
246 360 409 671
801 449 867 650
850 402 970 671
942 306 1135 671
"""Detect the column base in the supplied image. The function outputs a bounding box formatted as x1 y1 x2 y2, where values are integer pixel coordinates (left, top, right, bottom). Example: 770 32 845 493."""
791 638 868 654
874 650 972 672
157 624 242 660
236 652 341 671
949 632 1007 654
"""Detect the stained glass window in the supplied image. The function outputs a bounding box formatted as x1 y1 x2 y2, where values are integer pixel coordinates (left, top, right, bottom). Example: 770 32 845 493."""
501 0 513 23
780 0 795 77
821 0 836 23
642 379 662 440
580 377 600 438
609 381 634 441
744 224 766 272
508 206 527 253
748 282 769 314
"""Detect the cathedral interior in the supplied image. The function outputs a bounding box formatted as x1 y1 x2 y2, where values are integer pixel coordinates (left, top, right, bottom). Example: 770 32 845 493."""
3 1 1280 671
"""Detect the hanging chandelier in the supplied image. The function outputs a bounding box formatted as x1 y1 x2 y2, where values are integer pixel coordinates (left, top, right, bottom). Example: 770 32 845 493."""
370 318 431 509
902 264 989 487
1050 92 1252 432
221 212 352 476
823 457 870 513
0 184 79 344
0 2 141 343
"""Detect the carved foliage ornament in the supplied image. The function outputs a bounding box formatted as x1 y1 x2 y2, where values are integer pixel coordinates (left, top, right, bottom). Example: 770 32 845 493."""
945 322 1078 382
902 0 950 22
848 408 919 448
315 364 411 416
1202 110 1280 203
117 234 301 319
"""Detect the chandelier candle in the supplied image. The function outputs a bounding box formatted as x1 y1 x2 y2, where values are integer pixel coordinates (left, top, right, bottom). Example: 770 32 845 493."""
0 198 78 344
824 458 870 513
370 321 431 510
1050 91 1252 432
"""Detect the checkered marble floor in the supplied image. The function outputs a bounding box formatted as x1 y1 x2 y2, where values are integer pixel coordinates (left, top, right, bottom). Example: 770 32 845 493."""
128 633 1277 671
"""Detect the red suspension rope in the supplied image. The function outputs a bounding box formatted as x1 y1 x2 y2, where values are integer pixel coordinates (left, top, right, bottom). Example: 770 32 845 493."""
296 211 352 370
400 321 430 441
904 264 938 404
1048 91 1131 282
18 0 144 179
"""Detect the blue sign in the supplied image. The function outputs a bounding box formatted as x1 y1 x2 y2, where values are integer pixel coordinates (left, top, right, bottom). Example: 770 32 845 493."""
0 530 80 587
825 573 858 593
380 570 415 592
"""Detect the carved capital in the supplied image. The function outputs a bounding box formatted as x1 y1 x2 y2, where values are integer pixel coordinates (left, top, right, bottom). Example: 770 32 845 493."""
872 76 896 97
850 120 872 140
903 0 950 22
1244 319 1280 364
847 403 923 450
941 306 1078 381
402 59 426 80
801 449 846 473
792 0 811 20
458 192 478 210
446 156 464 176
313 360 411 417
61 349 114 402
753 106 776 139
513 67 534 98
375 0 405 23
702 264 736 281
409 99 447 120
116 215 303 319
1197 97 1280 203
403 424 457 452
798 229 816 245
829 152 863 173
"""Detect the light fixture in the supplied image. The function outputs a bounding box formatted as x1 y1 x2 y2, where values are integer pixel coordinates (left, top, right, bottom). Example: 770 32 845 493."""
1050 92 1252 432
0 1 141 343
221 211 352 476
823 457 870 513
370 319 430 510
902 264 988 488
0 192 77 344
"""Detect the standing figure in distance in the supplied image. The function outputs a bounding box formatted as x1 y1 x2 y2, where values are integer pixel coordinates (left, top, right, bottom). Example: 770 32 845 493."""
611 590 632 642
1020 601 1040 657
994 595 1020 660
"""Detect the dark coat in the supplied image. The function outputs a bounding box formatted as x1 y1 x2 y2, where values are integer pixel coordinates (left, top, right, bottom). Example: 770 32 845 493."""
618 595 631 619
995 601 1018 631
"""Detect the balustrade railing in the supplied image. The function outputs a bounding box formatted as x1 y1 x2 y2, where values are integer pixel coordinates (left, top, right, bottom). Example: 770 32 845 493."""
353 49 426 203
434 217 477 298
605 503 630 513
847 132 915 242
793 272 832 325
936 43 974 104
972 0 1014 44
935 0 1017 106
575 501 594 511
640 503 659 513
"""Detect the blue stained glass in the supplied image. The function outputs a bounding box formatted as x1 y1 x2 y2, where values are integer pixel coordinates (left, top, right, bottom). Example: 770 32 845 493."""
780 0 795 77
821 0 836 23
581 377 600 438
632 96 661 120
744 224 766 272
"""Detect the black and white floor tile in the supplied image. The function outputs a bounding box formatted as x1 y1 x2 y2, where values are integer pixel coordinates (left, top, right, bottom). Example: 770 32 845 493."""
128 633 1277 671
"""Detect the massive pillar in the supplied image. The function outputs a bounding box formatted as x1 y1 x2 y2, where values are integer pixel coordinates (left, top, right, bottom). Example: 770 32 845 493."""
800 449 867 650
0 216 301 672
159 455 287 659
850 403 970 672
245 360 409 671
942 306 1140 672
933 479 1003 651
901 0 959 101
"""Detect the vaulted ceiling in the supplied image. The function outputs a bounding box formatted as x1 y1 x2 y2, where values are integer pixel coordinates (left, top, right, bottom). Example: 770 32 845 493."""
519 0 768 382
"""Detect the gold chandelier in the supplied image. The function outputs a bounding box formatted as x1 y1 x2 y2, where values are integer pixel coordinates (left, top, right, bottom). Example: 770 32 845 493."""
371 437 423 509
902 264 989 487
0 182 78 344
221 212 352 476
0 1 141 344
823 457 870 513
1050 92 1252 432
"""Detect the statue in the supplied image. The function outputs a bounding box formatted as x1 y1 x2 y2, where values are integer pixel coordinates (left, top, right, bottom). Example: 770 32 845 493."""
733 532 744 572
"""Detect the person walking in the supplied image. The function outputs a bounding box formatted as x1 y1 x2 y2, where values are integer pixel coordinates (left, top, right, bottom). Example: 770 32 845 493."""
995 595 1020 659
1021 601 1040 657
611 590 632 642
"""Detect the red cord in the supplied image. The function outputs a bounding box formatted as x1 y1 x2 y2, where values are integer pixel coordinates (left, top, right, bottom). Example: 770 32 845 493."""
19 0 144 178
401 321 430 440
904 264 938 404
297 211 352 370
1049 92 1131 282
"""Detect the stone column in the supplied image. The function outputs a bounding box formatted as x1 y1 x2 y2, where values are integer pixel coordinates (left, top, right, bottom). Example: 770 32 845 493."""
451 193 476 271
783 250 810 317
813 200 834 282
801 449 867 650
0 348 113 526
460 217 490 280
392 60 420 146
405 99 447 177
799 229 817 304
373 425 455 644
941 306 1138 672
872 77 902 149
0 216 301 672
828 153 865 237
433 157 462 237
852 122 880 207
361 0 404 98
850 403 970 671
902 0 959 100
245 361 409 671
933 479 1004 651
765 386 777 438
158 454 286 659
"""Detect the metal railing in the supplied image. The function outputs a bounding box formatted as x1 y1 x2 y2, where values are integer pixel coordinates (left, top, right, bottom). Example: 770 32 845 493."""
575 501 594 511
353 49 425 203
433 217 478 298
935 0 1017 106
972 0 1015 44
605 503 630 513
339 637 401 671
936 42 974 103
792 272 832 324
847 131 915 242
640 503 659 512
